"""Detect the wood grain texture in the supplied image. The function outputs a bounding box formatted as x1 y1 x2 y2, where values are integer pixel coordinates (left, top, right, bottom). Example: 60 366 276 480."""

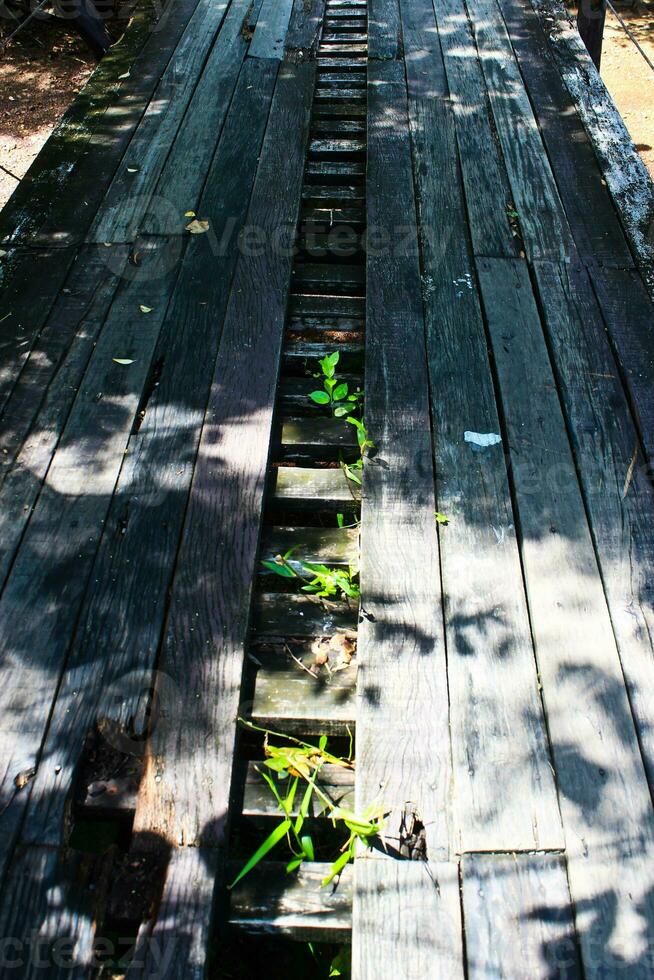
20 61 279 850
0 238 181 883
462 0 574 261
357 56 451 860
88 0 232 243
285 0 327 57
353 860 464 980
249 0 294 59
251 649 356 733
479 257 654 978
425 0 518 257
496 0 632 267
130 61 315 849
404 4 561 852
368 0 399 59
462 853 580 979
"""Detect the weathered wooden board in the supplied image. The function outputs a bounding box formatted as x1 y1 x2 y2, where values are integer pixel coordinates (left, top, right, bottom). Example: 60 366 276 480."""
0 238 181 881
88 0 232 243
251 649 356 733
368 0 399 59
462 0 573 261
428 0 518 257
532 260 654 796
403 0 561 852
20 61 280 850
588 266 654 467
260 525 359 566
497 0 632 267
242 760 355 816
271 465 360 508
249 0 294 59
353 860 464 979
478 257 654 978
285 0 327 58
462 853 580 979
253 592 357 636
130 61 315 852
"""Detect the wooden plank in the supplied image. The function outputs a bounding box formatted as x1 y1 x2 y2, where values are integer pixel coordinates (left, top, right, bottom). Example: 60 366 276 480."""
425 0 519 257
532 260 654 792
353 860 464 979
0 238 181 881
0 0 177 245
0 845 113 979
260 525 359 566
462 854 580 979
497 0 632 267
357 59 451 910
228 862 352 940
250 0 294 59
461 0 574 261
242 760 355 816
280 416 358 451
253 592 357 636
478 257 654 977
130 61 315 851
588 267 654 467
20 61 280 850
142 0 263 234
285 0 326 59
403 2 562 852
271 465 360 507
88 0 232 244
368 0 399 60
0 247 77 414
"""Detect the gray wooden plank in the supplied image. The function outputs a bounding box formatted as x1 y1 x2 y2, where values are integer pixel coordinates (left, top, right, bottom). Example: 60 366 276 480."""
531 259 654 798
462 0 574 261
141 0 263 234
249 0 295 59
462 853 580 979
19 60 279 851
260 525 359 566
243 760 355 816
368 0 398 60
88 0 232 243
357 56 451 861
478 257 654 978
271 465 360 507
285 0 327 59
353 860 464 980
424 0 519 257
0 238 181 883
403 1 562 852
253 592 357 636
129 61 315 851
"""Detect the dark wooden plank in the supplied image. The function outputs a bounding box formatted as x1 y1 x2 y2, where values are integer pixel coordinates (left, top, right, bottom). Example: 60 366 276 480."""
0 247 77 414
462 0 574 261
271 465 360 507
368 0 399 60
280 417 358 452
497 0 632 267
478 256 654 975
129 60 315 851
285 0 326 59
353 861 464 978
88 0 233 243
19 62 279 850
426 0 519 257
588 266 654 467
0 238 181 882
253 592 357 636
462 854 580 979
249 0 294 59
403 1 561 852
142 0 263 234
531 261 654 788
228 862 352 940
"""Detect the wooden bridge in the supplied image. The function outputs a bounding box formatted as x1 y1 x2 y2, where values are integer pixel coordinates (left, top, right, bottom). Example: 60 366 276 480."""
1 0 654 975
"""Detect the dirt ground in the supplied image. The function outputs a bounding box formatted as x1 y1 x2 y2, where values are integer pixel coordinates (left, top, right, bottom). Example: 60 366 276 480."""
0 1 653 211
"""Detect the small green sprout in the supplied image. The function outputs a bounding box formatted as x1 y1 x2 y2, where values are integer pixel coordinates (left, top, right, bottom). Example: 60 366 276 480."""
435 512 450 526
309 351 363 418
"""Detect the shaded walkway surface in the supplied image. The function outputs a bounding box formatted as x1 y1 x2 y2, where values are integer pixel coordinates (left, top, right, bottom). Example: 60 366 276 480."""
0 0 654 976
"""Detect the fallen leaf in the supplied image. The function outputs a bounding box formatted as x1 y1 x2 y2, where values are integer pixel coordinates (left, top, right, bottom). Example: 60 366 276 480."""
329 633 356 665
186 218 210 234
119 71 131 79
127 167 139 173
113 358 135 365
139 305 152 314
184 210 196 217
311 637 331 668
0 250 6 259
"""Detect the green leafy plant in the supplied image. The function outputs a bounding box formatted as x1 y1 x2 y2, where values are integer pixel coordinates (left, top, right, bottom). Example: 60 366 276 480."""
262 549 359 600
310 351 363 418
228 721 386 891
435 512 450 526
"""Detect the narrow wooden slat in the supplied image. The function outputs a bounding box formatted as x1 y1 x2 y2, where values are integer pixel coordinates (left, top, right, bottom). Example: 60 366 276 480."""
302 184 365 200
284 0 326 57
20 61 279 850
280 416 358 450
497 0 632 267
253 592 357 636
353 860 464 979
242 761 354 816
462 0 574 261
89 0 232 243
283 341 364 372
0 238 181 882
289 294 364 317
251 649 356 732
368 0 399 59
478 257 654 977
260 525 358 566
279 374 362 410
130 61 315 852
249 0 294 59
271 465 360 507
228 862 352 940
429 0 519 257
403 0 562 852
462 854 580 979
